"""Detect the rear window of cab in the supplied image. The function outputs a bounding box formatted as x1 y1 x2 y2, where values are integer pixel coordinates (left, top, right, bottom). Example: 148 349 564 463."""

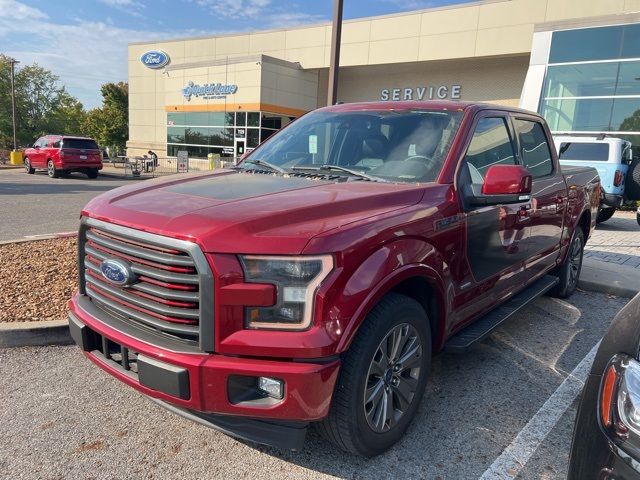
558 142 609 161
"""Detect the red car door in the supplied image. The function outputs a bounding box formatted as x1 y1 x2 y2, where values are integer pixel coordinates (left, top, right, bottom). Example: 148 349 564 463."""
512 116 565 278
29 137 46 167
453 113 533 328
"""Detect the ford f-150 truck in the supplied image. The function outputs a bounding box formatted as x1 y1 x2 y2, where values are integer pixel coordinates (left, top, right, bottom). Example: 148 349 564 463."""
68 101 600 457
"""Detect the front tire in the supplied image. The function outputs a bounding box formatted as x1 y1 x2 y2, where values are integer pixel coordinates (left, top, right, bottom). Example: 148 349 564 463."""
24 157 35 174
47 159 60 178
596 208 615 224
551 228 584 299
318 293 431 456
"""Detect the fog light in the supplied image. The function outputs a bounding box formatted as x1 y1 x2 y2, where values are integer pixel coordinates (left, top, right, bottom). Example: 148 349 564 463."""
258 376 284 399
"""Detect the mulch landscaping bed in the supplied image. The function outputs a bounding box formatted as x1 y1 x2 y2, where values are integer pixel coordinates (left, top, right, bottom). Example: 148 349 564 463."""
0 237 77 322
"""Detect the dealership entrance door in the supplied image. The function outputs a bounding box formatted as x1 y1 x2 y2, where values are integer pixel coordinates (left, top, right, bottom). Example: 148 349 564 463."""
235 139 246 159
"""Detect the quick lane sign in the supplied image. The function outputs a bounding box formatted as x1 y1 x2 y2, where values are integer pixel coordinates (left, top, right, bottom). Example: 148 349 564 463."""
183 81 238 101
380 85 462 101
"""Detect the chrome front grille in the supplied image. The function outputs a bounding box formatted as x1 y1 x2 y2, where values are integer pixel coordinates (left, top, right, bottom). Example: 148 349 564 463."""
79 217 214 351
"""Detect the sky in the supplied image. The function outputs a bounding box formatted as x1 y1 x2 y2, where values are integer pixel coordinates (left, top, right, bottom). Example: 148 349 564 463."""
0 0 474 109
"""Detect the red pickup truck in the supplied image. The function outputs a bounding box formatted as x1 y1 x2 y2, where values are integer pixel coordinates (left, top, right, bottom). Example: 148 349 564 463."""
68 101 600 456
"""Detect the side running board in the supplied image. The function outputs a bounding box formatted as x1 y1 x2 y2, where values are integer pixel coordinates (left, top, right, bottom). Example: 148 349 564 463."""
445 275 559 354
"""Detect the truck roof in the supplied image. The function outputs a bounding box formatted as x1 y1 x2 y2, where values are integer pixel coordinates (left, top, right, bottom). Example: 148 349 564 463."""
553 135 630 145
320 100 540 117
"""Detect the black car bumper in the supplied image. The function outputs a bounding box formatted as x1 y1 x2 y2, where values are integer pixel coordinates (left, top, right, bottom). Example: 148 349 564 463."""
602 193 624 208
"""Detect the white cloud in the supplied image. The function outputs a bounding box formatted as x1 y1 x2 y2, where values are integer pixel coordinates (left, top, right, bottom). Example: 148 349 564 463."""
0 3 164 108
0 0 48 20
195 0 272 19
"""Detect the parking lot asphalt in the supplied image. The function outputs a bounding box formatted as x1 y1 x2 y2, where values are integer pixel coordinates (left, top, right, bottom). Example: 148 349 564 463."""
0 169 134 242
0 291 628 480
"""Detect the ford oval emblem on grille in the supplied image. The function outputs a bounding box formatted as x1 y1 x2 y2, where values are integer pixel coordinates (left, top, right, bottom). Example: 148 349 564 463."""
100 259 135 286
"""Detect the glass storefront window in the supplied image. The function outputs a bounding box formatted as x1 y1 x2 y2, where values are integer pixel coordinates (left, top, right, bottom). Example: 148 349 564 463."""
185 127 210 145
549 23 640 64
183 112 210 126
541 98 613 131
544 63 619 98
236 112 246 127
167 112 185 126
210 128 234 146
550 26 622 63
167 127 185 143
615 62 640 96
621 24 640 59
611 99 640 131
260 129 278 143
247 128 260 148
262 114 283 129
248 112 260 127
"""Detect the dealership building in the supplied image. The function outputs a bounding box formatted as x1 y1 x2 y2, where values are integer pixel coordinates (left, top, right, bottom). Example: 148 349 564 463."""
127 0 640 159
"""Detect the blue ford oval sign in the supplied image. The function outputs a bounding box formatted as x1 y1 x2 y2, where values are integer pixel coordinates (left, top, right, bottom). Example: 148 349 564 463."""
140 50 170 69
100 259 135 286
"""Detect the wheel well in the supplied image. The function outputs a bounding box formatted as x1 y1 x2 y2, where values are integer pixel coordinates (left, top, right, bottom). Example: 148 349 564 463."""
390 277 440 346
578 209 591 240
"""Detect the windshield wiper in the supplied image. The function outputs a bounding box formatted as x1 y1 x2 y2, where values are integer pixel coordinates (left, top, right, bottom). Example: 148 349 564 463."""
292 165 387 182
238 159 287 174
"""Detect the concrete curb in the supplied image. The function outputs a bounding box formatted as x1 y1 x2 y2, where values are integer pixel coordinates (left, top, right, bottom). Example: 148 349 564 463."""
579 257 640 299
0 231 77 245
0 320 72 348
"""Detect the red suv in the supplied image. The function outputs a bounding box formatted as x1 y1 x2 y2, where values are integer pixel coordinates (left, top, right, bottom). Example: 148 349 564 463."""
24 135 103 178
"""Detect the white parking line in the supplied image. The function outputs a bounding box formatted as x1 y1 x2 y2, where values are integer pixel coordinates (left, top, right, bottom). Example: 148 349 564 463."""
479 341 600 480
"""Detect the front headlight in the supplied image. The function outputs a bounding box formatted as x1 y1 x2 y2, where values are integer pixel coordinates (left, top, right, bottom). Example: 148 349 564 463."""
599 355 640 459
239 255 334 330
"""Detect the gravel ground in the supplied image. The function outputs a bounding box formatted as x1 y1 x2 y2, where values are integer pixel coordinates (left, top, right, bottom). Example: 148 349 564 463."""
0 238 76 322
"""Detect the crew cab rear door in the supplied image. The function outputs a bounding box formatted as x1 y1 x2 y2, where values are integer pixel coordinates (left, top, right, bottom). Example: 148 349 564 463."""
456 111 533 319
511 115 565 277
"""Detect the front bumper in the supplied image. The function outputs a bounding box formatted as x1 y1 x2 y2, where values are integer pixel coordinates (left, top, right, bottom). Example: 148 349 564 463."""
68 294 340 445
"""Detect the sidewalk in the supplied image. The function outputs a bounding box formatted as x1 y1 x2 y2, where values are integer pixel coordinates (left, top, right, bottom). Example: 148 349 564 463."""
584 210 640 270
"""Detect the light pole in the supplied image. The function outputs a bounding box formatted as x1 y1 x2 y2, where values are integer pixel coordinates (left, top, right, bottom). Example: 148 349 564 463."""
327 0 344 106
9 58 19 151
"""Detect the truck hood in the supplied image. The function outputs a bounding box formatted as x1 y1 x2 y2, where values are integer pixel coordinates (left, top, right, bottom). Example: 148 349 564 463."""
82 170 426 254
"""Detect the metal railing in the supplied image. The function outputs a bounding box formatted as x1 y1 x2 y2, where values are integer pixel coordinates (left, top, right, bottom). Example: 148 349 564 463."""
106 156 238 178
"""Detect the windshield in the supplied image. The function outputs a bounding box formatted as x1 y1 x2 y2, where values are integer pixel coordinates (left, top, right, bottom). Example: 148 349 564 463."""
240 109 464 183
558 142 609 161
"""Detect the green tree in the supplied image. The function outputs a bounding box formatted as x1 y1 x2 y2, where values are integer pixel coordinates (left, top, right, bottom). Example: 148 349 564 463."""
83 82 128 154
620 108 640 132
0 54 87 149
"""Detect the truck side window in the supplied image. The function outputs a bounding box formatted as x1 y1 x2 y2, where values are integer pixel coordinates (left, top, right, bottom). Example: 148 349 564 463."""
515 119 553 178
464 117 516 186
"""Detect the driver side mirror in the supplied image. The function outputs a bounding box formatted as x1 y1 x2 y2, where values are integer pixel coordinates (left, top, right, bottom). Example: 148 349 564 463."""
33 144 40 149
469 165 532 206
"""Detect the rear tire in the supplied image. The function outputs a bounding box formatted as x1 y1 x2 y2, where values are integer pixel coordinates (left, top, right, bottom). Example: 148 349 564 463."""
86 168 99 179
24 157 35 174
550 228 584 299
626 159 640 201
47 159 60 178
596 208 615 224
318 293 431 456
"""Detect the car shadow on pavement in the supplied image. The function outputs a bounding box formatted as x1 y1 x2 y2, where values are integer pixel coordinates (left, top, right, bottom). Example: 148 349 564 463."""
0 182 124 195
247 292 628 479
